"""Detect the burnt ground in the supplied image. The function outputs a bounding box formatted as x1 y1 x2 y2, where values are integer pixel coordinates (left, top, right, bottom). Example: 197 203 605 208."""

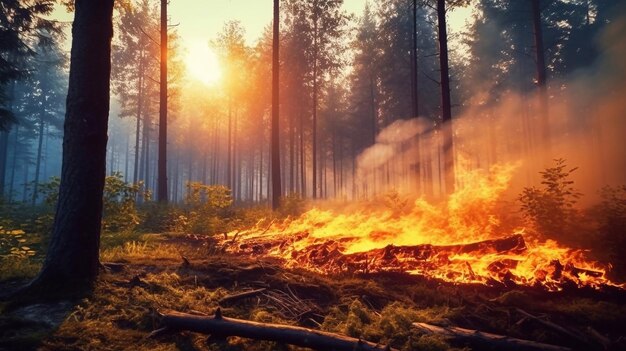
0 233 625 351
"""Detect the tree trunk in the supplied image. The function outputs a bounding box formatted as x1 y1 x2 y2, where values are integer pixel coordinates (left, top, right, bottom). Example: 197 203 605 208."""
157 0 168 202
0 131 8 196
8 125 19 202
124 133 129 182
27 0 114 292
531 0 550 152
271 0 282 209
411 0 422 195
32 114 45 205
299 108 305 196
436 0 455 194
133 49 144 185
312 7 319 199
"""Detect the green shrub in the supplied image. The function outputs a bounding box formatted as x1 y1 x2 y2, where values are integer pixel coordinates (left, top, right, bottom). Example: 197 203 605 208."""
168 182 234 234
24 174 146 234
519 159 582 238
102 173 146 232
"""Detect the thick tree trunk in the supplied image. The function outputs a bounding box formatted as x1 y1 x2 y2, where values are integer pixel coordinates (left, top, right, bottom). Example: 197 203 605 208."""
436 0 455 194
157 0 168 202
27 0 114 292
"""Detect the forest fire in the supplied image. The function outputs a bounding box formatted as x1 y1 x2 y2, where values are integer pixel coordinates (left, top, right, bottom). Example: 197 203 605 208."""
223 165 619 291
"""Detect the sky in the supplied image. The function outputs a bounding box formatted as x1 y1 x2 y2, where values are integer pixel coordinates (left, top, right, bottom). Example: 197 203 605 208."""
168 0 472 47
51 1 474 84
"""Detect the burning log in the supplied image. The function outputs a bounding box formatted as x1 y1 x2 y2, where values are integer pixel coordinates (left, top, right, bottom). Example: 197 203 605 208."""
412 322 572 351
157 308 396 351
290 234 528 279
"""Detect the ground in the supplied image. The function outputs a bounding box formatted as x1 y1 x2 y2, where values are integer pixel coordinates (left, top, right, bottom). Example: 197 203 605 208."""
0 232 625 351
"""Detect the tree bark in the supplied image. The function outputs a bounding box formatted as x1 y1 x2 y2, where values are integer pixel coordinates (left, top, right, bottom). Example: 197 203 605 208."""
312 4 319 199
157 0 168 202
32 114 45 205
0 131 8 196
8 125 19 202
133 48 144 185
436 0 455 194
271 0 281 210
411 0 422 195
27 0 114 292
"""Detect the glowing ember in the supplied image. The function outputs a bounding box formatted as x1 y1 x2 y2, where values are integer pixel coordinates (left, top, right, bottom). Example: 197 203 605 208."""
223 165 621 291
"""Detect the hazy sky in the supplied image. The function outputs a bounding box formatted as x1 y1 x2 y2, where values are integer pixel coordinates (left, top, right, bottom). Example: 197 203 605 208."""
51 1 473 84
170 0 368 46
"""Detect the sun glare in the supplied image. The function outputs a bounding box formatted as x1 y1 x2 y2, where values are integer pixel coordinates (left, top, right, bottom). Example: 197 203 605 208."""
185 43 221 85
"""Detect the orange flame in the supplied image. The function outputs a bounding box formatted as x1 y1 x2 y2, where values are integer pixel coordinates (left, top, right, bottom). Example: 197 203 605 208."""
225 164 621 291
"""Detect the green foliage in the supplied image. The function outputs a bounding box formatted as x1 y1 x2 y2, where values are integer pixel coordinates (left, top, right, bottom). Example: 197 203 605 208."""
137 203 180 233
519 159 582 237
184 182 233 209
170 182 234 234
102 173 145 232
37 173 145 233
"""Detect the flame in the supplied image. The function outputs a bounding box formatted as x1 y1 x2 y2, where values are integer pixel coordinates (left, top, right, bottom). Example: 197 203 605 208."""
224 164 621 291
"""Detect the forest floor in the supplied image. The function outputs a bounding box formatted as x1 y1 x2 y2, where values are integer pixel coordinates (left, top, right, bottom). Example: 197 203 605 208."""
1 231 625 351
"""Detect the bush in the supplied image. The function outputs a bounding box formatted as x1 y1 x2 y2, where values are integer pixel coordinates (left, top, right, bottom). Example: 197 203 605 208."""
27 174 146 234
519 159 581 238
102 173 146 232
171 182 234 234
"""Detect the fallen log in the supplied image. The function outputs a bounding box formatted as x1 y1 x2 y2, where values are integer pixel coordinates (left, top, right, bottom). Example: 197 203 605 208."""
412 322 571 351
158 308 396 351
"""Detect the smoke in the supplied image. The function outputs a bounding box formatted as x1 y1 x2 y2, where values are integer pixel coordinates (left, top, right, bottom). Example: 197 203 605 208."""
357 118 430 171
354 10 626 203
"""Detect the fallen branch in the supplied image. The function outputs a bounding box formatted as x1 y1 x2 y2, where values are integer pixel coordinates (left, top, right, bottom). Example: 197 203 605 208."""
515 308 591 347
158 308 395 351
218 288 267 306
412 322 571 351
